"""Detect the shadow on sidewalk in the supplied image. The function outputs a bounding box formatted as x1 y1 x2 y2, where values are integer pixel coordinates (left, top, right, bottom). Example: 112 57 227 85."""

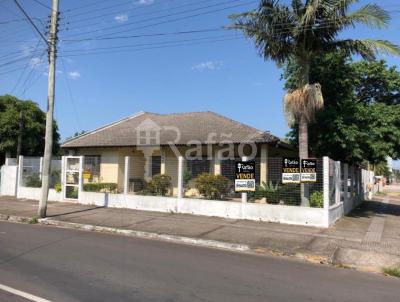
47 206 106 218
347 199 400 219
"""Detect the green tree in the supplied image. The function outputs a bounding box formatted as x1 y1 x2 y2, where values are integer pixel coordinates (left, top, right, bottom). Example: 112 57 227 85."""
0 95 60 164
230 0 399 205
284 54 400 165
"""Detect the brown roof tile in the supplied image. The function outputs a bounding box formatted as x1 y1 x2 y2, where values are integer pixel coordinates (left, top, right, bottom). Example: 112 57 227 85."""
61 111 281 148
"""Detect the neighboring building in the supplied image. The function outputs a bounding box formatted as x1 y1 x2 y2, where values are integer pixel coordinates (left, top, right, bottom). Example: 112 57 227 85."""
61 111 296 194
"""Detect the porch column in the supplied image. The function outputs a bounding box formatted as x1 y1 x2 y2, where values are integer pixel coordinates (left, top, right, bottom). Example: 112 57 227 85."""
214 148 221 175
160 151 166 174
124 156 130 195
177 156 184 198
143 149 152 182
260 144 268 185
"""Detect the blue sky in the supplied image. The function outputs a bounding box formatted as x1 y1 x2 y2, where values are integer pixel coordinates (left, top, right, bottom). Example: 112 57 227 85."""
1 0 399 166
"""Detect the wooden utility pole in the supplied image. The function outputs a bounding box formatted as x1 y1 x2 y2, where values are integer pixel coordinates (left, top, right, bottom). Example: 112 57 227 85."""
38 0 59 218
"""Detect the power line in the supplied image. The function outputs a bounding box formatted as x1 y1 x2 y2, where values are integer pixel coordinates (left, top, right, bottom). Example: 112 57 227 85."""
64 0 257 39
60 36 241 57
65 0 198 26
62 34 237 53
13 0 49 46
11 39 43 94
31 0 52 11
62 27 225 42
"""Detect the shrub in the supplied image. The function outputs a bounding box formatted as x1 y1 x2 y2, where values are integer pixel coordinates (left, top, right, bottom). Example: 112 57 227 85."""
310 191 323 208
83 183 118 193
54 183 62 193
383 266 400 278
25 174 42 188
146 174 172 196
194 173 230 200
251 181 300 205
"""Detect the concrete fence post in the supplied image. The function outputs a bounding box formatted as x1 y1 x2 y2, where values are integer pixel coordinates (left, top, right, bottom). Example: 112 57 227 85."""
124 156 130 195
335 161 341 205
343 164 349 212
39 156 44 180
17 155 24 190
177 156 184 199
78 156 84 202
241 156 249 204
61 156 65 199
323 157 330 227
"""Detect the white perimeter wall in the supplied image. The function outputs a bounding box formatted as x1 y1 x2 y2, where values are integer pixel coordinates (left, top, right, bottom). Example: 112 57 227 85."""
79 192 327 227
0 165 17 196
17 187 62 202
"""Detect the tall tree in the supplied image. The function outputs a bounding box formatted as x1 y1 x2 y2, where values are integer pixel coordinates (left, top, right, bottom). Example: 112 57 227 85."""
0 95 60 165
229 0 400 205
284 53 400 165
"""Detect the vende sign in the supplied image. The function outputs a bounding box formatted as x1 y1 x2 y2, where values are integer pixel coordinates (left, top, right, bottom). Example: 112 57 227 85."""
235 161 256 192
301 159 317 182
282 158 300 184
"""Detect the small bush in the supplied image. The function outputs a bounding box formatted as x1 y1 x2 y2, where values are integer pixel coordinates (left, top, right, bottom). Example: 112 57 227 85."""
194 173 230 200
83 183 118 193
251 181 300 205
54 183 62 193
383 266 400 278
25 174 42 188
146 174 172 196
28 216 39 224
310 191 323 208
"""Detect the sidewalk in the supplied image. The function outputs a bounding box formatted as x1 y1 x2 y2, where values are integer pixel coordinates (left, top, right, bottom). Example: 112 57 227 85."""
1 185 400 272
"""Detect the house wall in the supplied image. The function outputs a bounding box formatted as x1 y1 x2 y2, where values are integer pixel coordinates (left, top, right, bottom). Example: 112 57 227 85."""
73 143 297 194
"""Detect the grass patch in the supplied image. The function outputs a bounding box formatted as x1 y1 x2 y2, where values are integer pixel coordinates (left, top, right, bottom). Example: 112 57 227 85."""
28 216 39 224
375 191 387 196
383 266 400 277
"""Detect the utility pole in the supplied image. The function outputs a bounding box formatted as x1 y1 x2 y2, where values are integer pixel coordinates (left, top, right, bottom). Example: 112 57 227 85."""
38 0 60 218
16 110 24 162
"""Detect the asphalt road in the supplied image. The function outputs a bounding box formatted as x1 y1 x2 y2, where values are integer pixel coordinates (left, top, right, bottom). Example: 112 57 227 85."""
0 222 399 302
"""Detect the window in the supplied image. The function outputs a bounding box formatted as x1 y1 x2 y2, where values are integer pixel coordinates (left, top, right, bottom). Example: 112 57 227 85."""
138 130 158 145
84 155 101 183
151 156 161 176
186 158 211 178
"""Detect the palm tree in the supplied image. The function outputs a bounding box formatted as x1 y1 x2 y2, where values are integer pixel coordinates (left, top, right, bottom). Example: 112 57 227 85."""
229 0 399 206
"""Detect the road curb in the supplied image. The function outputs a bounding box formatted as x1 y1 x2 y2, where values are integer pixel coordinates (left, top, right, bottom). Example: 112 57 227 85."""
38 218 251 253
0 213 30 223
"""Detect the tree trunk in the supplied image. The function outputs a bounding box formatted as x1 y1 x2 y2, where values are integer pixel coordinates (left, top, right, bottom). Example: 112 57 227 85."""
299 57 310 207
299 115 309 206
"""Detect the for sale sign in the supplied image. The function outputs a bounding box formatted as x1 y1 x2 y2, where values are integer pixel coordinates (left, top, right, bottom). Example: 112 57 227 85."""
235 161 256 192
282 158 300 184
301 159 317 182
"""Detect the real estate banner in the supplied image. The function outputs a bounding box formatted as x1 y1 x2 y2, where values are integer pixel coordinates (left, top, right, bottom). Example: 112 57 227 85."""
282 158 301 184
235 161 256 192
300 159 317 182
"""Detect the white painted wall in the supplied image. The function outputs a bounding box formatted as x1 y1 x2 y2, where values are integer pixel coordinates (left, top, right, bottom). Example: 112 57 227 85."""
17 187 62 202
78 192 328 227
0 165 18 196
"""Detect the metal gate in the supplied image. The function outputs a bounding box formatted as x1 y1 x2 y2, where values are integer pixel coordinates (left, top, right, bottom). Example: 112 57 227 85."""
64 156 82 200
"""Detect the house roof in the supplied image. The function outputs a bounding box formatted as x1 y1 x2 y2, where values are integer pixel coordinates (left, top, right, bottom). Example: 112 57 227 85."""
61 111 286 148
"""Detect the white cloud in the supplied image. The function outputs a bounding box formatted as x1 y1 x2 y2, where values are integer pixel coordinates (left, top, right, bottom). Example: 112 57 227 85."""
114 14 128 23
136 0 154 5
191 61 223 72
68 71 81 80
29 57 44 68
